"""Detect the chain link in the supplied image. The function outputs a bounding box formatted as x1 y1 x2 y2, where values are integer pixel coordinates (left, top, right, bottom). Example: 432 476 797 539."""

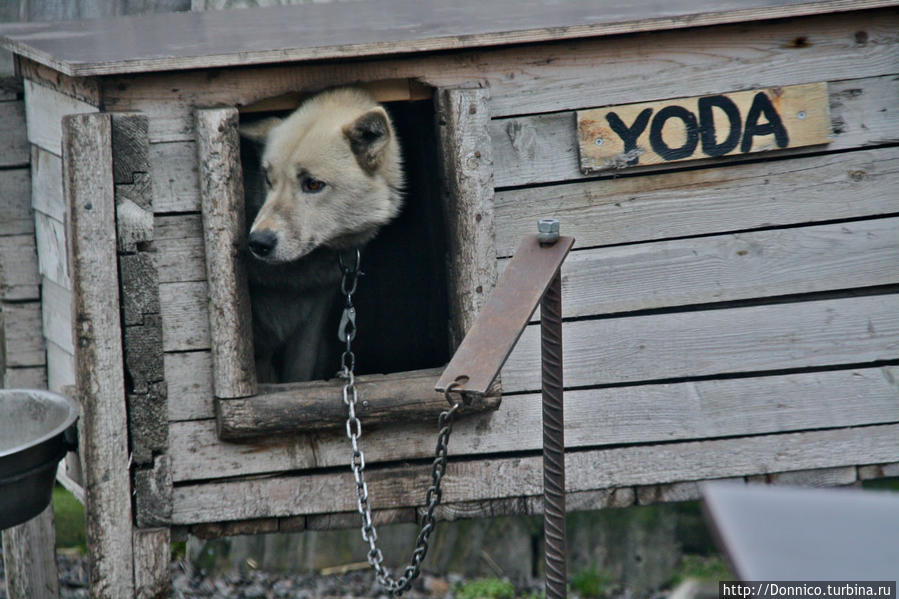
337 249 462 596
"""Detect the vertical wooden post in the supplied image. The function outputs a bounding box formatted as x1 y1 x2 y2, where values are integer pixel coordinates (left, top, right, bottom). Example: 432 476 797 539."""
195 107 257 399
64 112 135 598
1 505 60 599
435 88 498 349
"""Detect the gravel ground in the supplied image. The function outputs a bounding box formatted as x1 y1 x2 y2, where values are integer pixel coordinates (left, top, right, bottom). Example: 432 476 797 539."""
0 552 527 599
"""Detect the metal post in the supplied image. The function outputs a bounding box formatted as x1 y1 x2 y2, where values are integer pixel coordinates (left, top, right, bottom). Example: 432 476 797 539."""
540 219 567 599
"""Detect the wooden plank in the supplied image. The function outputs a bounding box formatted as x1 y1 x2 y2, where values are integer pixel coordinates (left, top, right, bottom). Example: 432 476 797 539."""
100 10 899 141
41 276 73 354
149 140 200 213
63 112 134 598
1 505 60 599
164 350 214 421
134 455 173 527
216 367 501 439
46 340 75 393
33 211 70 289
0 168 32 236
2 0 893 76
30 146 64 221
0 234 40 301
503 294 899 391
23 79 98 155
435 88 499 348
515 217 899 320
578 83 831 173
858 462 899 480
494 146 899 255
170 366 899 482
1 301 45 367
495 75 899 188
155 214 205 283
195 107 256 399
132 528 171 599
170 423 899 523
3 365 47 389
18 57 102 106
0 100 28 167
159 280 210 352
751 465 858 487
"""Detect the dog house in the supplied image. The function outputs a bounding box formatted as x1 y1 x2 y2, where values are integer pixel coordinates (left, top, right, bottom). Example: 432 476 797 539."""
1 1 898 596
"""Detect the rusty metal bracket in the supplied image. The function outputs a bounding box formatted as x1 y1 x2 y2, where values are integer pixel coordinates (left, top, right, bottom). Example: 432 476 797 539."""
436 227 574 599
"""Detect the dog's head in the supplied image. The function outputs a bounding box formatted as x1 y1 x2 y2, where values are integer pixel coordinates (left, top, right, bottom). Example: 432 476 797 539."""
240 88 403 263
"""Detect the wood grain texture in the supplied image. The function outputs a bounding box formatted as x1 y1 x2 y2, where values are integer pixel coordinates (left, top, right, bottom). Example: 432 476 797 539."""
1 301 45 367
504 294 899 391
45 339 74 393
23 79 97 154
40 276 73 354
170 423 899 523
30 146 63 221
0 168 32 236
164 350 214 421
216 367 501 439
1 505 60 599
435 88 498 348
494 146 899 255
63 112 134 598
155 214 205 283
100 10 899 142
132 528 171 599
170 366 899 482
0 234 40 301
159 281 210 351
149 140 199 212
3 365 47 389
493 75 899 188
195 107 257 399
1 0 893 76
516 217 899 319
0 100 28 167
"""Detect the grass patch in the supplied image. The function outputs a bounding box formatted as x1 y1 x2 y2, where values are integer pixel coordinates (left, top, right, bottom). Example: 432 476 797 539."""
457 578 516 599
571 564 615 598
669 554 732 586
52 484 86 552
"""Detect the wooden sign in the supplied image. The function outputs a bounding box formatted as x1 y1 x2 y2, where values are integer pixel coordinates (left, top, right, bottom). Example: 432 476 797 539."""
577 82 830 173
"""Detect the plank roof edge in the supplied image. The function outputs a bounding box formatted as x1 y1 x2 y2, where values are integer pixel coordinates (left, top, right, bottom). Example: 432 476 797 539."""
0 0 895 77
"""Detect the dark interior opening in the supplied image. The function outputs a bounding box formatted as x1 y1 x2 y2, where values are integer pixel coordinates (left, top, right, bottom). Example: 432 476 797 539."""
239 97 449 383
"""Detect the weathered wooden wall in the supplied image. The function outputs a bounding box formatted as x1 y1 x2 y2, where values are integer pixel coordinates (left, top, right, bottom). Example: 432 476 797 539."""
81 7 899 535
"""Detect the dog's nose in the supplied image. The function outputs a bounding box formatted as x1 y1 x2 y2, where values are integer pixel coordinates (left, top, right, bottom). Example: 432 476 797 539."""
248 229 278 258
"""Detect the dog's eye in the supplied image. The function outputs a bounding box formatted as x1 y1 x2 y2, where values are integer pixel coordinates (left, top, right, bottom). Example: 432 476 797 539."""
301 176 326 193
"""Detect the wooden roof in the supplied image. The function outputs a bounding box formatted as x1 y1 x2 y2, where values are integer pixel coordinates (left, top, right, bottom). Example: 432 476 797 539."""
0 0 893 77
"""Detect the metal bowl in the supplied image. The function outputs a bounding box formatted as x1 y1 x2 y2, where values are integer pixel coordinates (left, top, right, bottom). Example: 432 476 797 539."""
0 389 78 529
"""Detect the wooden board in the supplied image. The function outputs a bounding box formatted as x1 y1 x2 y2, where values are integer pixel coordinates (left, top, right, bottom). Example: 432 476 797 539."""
46 339 75 394
99 10 899 142
63 112 134 598
170 366 899 482
149 140 199 213
0 506 60 599
518 217 899 319
33 211 70 289
577 83 831 173
0 100 28 167
30 146 64 221
493 75 899 187
0 168 32 237
503 294 899 392
2 0 892 76
23 79 97 155
40 276 73 354
164 350 214 421
159 281 210 352
154 214 205 283
494 146 899 255
170 423 899 523
1 301 45 367
0 234 40 301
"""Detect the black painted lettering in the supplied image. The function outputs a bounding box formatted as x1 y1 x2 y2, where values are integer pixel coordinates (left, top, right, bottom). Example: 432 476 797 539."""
741 92 789 153
606 108 652 166
698 95 742 157
649 105 699 161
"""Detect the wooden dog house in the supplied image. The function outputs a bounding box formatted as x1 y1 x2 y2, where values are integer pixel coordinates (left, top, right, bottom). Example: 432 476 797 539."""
1 1 898 596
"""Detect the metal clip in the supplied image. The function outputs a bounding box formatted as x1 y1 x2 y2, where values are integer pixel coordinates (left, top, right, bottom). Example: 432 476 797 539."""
338 306 357 343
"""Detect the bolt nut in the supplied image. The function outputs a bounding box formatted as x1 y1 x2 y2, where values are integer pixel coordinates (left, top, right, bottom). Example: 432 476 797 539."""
537 218 560 244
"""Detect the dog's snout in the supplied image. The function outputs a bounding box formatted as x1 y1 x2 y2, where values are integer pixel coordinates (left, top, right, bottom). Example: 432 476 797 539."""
248 229 278 258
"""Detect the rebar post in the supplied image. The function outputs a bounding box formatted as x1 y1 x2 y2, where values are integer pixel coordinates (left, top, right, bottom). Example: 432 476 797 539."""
541 267 566 598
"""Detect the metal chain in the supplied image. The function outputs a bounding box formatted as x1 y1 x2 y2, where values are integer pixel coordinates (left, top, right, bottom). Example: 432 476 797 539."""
337 249 462 596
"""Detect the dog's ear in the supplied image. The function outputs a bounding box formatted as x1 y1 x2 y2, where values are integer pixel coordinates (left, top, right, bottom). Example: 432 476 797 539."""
239 116 283 144
343 107 392 173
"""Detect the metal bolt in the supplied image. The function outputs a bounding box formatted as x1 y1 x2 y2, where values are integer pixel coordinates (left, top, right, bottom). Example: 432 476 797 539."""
797 111 807 120
538 218 560 245
594 137 604 146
